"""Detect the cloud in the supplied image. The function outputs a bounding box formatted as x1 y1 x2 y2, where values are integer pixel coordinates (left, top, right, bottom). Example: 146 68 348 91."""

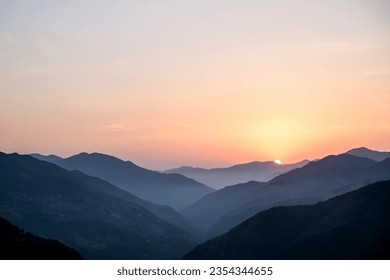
332 125 355 130
322 42 377 53
103 124 133 132
363 68 390 76
302 41 377 54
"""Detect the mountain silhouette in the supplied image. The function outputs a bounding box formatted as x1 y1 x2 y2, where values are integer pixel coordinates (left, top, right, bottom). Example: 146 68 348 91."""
68 170 196 233
346 147 390 161
180 181 267 232
30 153 63 163
0 152 201 259
164 160 309 189
182 154 390 236
31 152 214 209
28 155 196 232
0 216 83 260
183 180 390 260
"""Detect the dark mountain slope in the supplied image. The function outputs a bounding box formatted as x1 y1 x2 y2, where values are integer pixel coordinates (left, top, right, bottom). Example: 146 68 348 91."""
69 170 196 233
165 160 309 189
0 152 200 259
32 153 213 209
184 180 390 260
181 181 267 231
210 154 390 236
184 154 390 236
0 216 83 260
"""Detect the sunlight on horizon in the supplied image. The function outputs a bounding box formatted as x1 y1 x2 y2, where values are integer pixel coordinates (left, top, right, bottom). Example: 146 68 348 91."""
1 0 389 169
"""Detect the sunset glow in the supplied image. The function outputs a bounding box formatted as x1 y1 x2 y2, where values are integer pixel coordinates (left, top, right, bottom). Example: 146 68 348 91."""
1 0 389 169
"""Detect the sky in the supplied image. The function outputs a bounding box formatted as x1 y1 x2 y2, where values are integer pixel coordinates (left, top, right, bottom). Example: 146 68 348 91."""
1 0 389 170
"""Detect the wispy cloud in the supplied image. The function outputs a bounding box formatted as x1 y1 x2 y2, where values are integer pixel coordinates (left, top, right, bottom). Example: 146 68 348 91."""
304 41 377 54
332 125 355 130
323 42 376 53
363 68 390 76
103 124 133 132
175 123 196 128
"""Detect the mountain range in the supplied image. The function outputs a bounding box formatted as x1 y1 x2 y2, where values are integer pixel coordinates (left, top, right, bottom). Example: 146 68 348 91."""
1 147 389 260
31 152 213 210
165 147 390 190
184 180 390 259
182 153 390 236
0 152 201 259
164 160 309 189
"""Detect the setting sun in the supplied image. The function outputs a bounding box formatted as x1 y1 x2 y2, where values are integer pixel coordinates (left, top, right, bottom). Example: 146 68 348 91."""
0 0 389 170
274 159 282 165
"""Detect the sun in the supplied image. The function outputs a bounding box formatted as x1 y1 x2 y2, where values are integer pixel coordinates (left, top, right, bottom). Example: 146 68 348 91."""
274 159 282 165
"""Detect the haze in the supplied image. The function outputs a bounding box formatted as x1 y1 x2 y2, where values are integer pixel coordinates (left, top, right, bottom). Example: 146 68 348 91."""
1 0 389 169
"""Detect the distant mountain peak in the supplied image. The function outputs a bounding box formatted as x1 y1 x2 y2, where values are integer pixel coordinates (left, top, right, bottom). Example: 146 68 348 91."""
72 152 116 159
66 152 140 168
346 147 390 161
165 159 310 189
288 153 375 172
348 147 375 152
29 153 63 163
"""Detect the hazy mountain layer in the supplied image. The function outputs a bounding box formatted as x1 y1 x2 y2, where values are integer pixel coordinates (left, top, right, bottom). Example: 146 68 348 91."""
0 152 201 259
181 181 267 232
164 160 309 189
184 180 390 260
346 147 390 161
182 154 390 236
32 153 213 209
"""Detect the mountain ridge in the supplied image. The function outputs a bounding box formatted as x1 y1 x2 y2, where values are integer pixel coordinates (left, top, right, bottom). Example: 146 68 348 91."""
164 160 309 189
183 180 390 260
0 152 202 259
31 152 214 209
346 147 390 161
182 153 390 236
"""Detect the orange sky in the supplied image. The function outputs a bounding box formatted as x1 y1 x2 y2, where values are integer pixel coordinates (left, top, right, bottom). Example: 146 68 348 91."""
1 0 389 169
